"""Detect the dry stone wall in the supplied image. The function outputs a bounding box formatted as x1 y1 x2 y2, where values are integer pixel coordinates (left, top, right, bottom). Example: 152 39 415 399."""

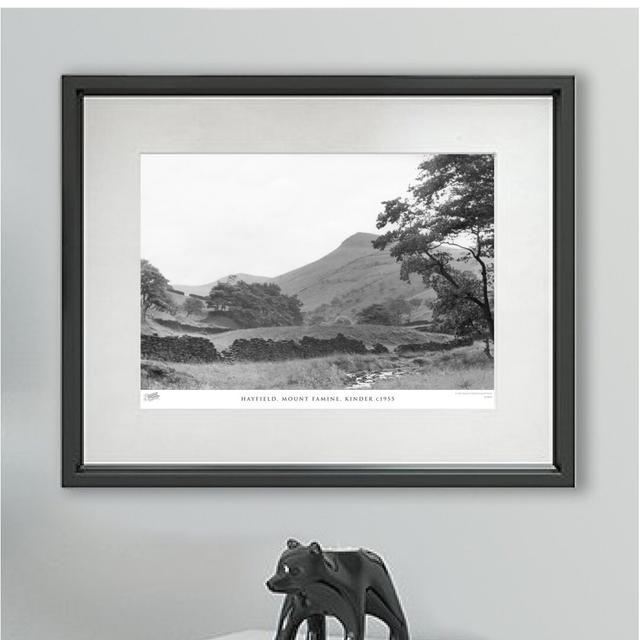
224 333 368 362
395 336 473 355
141 332 472 365
141 335 220 363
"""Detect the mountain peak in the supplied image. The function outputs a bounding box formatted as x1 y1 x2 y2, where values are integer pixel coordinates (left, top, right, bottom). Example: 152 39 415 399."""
339 232 379 247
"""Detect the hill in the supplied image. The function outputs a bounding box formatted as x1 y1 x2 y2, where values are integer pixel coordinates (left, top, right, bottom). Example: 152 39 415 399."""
167 232 476 323
272 232 433 321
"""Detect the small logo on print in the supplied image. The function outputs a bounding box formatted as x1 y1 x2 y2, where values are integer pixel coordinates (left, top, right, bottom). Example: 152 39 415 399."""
144 392 160 402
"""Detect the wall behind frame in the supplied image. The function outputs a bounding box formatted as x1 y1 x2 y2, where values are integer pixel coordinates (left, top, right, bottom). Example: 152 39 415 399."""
2 8 638 640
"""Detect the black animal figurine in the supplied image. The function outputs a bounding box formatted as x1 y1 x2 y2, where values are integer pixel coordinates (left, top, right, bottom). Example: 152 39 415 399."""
266 539 409 640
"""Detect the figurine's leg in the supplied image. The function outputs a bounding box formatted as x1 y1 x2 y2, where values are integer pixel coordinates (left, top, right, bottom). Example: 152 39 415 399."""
342 620 365 640
340 609 365 640
388 621 409 640
275 597 304 640
365 589 408 640
274 595 293 640
276 615 303 640
305 614 325 640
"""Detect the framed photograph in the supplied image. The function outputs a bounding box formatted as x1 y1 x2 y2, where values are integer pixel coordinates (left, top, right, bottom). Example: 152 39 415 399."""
62 76 574 487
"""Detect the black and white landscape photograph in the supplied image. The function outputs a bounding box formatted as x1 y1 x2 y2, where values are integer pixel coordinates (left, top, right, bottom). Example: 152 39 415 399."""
140 153 494 405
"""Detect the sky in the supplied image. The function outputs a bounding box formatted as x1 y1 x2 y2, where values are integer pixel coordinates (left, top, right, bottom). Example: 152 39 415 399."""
141 153 428 285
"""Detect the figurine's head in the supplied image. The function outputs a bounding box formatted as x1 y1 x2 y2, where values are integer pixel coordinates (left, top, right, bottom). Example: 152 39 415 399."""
266 539 328 594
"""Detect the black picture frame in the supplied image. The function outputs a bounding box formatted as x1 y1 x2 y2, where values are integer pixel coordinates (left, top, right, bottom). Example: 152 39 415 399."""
62 75 575 488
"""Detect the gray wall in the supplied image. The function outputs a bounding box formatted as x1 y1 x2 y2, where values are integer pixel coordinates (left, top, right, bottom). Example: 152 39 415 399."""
1 9 637 640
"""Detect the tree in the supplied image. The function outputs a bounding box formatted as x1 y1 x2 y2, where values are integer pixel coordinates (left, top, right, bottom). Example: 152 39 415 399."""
385 296 412 324
207 280 303 328
140 259 174 318
430 272 494 357
182 296 205 317
356 304 395 325
374 154 494 357
207 281 237 312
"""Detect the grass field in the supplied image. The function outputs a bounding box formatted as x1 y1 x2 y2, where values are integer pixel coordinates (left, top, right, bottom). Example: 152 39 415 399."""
141 342 493 391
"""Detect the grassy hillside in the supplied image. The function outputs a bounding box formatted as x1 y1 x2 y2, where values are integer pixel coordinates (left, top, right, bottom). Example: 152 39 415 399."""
167 233 436 322
163 232 477 324
207 323 450 351
142 315 231 337
273 232 432 315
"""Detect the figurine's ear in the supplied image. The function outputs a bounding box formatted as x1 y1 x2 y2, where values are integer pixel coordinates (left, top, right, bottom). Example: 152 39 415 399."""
309 541 323 555
287 538 301 549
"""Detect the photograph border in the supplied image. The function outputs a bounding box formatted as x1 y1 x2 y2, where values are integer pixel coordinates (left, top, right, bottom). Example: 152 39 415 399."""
62 75 575 487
